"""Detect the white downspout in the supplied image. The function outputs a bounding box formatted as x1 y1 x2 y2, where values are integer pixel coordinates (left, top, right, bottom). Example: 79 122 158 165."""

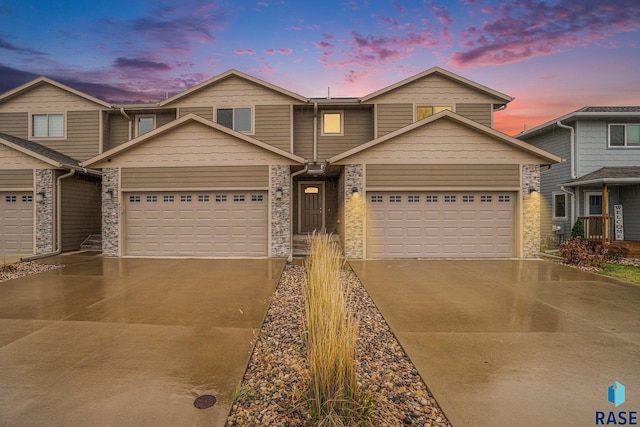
313 102 318 163
120 107 132 140
288 163 309 262
560 186 576 227
557 120 577 233
22 169 76 261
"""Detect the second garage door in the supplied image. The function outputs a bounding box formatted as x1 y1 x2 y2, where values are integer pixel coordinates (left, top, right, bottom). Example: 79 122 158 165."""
367 191 515 258
0 192 33 255
125 191 268 257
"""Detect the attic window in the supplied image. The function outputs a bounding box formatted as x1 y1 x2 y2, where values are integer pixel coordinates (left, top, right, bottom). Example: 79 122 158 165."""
217 108 252 133
32 113 64 138
416 106 452 121
322 111 343 136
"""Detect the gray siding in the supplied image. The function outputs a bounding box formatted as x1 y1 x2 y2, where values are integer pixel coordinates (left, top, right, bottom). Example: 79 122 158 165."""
121 165 269 189
61 173 101 251
456 103 492 127
0 112 28 139
366 164 520 188
178 106 213 120
376 103 413 137
293 106 374 160
0 169 33 189
576 120 640 176
255 105 291 152
620 185 640 240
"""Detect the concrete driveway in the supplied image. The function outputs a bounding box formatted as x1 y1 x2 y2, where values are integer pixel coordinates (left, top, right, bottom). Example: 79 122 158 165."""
349 259 640 427
0 253 284 426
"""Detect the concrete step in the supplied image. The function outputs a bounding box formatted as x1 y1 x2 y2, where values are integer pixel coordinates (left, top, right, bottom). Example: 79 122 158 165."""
80 234 102 252
292 234 340 257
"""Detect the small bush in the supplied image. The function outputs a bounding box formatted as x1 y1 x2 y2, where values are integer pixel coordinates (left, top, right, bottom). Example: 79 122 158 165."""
602 243 630 261
571 218 585 240
0 262 17 273
559 239 630 268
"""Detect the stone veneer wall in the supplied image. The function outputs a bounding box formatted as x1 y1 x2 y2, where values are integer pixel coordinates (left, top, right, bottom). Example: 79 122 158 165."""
102 168 119 257
343 164 364 259
270 165 290 257
522 164 541 258
35 169 54 254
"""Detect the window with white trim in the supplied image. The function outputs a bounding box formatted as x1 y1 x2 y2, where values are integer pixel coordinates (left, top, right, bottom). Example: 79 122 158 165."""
609 124 640 147
216 108 252 133
552 192 567 220
585 192 603 216
32 113 64 138
321 111 343 136
136 115 155 136
416 106 452 121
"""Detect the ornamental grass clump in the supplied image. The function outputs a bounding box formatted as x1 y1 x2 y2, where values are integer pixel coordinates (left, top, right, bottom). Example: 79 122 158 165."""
304 233 370 426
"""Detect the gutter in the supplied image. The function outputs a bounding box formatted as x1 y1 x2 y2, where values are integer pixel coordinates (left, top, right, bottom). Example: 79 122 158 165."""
288 163 309 262
21 169 76 261
120 107 133 140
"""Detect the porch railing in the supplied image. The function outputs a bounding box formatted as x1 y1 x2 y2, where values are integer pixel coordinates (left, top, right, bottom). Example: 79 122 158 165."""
578 216 613 244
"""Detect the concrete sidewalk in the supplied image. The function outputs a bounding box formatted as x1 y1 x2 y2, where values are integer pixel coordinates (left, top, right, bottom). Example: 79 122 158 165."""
0 254 284 426
349 259 640 427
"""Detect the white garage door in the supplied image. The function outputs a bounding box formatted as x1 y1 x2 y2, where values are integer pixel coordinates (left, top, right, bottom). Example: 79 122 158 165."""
0 192 33 254
125 191 268 257
367 192 515 258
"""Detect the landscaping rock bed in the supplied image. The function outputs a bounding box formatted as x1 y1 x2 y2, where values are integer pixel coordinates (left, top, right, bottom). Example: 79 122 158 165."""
0 261 61 282
226 263 451 426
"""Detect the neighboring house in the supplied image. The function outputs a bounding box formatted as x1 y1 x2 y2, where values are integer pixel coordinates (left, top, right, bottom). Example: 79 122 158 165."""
517 107 640 252
1 67 561 259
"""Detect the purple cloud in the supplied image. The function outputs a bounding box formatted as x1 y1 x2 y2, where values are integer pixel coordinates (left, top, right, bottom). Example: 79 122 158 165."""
278 48 293 55
450 0 640 68
114 58 172 71
234 49 256 55
0 37 45 55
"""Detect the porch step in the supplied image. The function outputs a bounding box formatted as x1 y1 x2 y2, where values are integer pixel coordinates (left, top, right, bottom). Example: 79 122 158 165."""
292 233 341 257
80 234 102 252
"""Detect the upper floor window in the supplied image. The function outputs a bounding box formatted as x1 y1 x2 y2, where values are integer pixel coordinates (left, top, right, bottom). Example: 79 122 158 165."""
217 107 252 133
321 111 343 136
136 115 155 137
609 124 640 147
416 106 452 121
32 113 64 138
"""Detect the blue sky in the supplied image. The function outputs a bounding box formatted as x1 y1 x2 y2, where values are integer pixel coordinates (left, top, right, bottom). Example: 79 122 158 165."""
1 0 639 134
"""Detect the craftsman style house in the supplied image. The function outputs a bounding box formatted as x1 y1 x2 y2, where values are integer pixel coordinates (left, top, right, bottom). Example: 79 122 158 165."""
0 67 560 259
518 107 640 254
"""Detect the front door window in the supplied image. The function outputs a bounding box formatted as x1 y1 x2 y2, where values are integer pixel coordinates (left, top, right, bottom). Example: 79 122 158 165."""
588 194 602 216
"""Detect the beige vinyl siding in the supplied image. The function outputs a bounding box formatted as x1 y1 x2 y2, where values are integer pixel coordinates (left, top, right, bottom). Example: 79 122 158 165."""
376 104 413 137
60 173 101 251
0 83 105 113
364 73 505 105
64 110 101 160
121 165 268 189
255 105 291 151
0 169 33 189
0 112 29 139
456 103 492 127
293 106 374 160
0 143 53 169
93 121 294 168
102 111 110 152
107 114 131 150
178 106 213 120
366 164 520 188
168 75 304 107
155 111 176 128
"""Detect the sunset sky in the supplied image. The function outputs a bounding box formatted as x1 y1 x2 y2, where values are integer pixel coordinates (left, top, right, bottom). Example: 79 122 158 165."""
1 0 639 135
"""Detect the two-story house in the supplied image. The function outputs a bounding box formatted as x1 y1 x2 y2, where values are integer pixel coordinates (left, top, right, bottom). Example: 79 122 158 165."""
0 67 560 260
517 107 640 254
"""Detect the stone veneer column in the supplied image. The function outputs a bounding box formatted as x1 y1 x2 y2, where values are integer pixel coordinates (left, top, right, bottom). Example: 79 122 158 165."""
522 164 541 258
35 169 54 254
102 168 120 257
270 165 290 257
343 164 364 259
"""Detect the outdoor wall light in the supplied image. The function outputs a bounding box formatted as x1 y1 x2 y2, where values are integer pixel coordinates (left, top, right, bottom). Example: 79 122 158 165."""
36 192 45 202
352 187 359 195
104 189 114 200
275 188 283 200
528 187 537 194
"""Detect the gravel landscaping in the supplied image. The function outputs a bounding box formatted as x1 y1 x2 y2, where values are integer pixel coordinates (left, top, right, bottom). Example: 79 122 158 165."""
0 261 61 282
226 263 451 426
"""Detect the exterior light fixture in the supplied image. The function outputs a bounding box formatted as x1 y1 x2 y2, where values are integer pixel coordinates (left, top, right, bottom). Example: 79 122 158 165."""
528 187 537 194
352 187 359 195
275 188 283 200
36 192 45 202
104 189 114 200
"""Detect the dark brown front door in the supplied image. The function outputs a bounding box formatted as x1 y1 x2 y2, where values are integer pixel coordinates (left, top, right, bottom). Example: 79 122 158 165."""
300 183 323 233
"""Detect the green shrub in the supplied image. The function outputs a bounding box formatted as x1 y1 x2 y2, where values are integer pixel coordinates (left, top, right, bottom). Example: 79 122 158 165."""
571 218 585 240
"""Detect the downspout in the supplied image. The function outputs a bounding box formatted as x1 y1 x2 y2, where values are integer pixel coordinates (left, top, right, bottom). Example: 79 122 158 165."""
288 163 309 262
120 107 132 140
560 186 576 226
313 102 318 163
22 169 76 261
557 120 577 234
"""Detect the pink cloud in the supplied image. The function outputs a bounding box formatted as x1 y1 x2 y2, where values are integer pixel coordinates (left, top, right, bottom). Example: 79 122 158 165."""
234 49 256 55
449 0 640 68
290 25 302 31
432 6 453 26
278 48 293 55
265 49 275 55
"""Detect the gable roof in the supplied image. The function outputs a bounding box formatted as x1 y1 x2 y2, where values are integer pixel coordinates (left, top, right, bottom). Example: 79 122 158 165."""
562 166 640 186
518 106 640 139
360 67 513 104
0 131 82 168
0 77 113 108
82 113 305 166
328 110 561 165
159 69 308 106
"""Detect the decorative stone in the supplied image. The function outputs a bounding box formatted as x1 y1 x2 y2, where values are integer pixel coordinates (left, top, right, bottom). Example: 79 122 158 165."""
343 164 364 259
101 168 119 257
35 169 54 254
522 164 541 258
270 165 291 257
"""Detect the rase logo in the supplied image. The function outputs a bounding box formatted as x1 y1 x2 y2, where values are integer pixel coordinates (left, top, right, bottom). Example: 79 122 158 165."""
596 382 637 425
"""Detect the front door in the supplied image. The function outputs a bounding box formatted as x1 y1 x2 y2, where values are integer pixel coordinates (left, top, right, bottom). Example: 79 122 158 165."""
300 183 324 233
